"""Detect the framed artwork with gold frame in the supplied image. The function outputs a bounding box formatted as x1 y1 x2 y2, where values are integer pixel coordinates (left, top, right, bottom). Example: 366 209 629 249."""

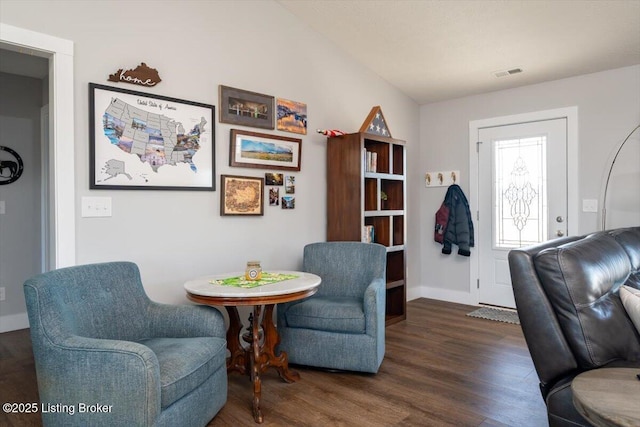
220 174 264 216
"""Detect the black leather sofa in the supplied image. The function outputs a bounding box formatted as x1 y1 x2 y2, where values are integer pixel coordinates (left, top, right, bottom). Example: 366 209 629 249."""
508 227 640 426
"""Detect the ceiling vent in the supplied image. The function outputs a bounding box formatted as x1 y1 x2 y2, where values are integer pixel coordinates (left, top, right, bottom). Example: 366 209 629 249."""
493 68 523 78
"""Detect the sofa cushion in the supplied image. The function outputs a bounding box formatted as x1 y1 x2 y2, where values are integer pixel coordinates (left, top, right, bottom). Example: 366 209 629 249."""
284 296 365 333
620 285 640 334
611 227 640 289
139 337 227 409
534 232 640 368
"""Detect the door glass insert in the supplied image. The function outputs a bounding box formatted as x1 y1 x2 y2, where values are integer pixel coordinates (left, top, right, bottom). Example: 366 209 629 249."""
494 136 547 248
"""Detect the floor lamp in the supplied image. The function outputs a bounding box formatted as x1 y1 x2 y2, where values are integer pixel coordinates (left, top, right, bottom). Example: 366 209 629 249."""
601 124 640 230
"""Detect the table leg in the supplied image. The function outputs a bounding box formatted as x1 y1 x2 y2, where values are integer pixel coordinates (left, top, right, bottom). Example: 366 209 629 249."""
224 306 247 375
227 304 300 423
259 304 300 382
250 305 263 423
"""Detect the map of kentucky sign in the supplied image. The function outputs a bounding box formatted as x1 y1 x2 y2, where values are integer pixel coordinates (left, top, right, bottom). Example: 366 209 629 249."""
89 83 215 191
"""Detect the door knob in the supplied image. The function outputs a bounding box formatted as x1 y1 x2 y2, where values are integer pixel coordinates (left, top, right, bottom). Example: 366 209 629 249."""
556 230 565 237
556 216 564 223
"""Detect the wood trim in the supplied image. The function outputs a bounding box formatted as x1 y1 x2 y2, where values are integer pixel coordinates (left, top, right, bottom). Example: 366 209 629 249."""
186 288 317 306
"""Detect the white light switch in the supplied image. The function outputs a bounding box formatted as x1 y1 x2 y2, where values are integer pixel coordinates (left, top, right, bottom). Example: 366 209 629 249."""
0 201 5 215
582 199 598 213
81 196 112 217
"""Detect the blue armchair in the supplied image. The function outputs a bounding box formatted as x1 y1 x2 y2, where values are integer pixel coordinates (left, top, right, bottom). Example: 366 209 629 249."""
23 262 227 426
277 242 387 373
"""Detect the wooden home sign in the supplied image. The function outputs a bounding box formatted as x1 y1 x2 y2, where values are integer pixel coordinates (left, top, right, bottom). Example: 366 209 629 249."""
108 62 162 87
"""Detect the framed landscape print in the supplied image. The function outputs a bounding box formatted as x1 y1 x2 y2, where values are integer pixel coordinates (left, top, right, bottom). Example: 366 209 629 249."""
276 98 307 135
220 175 264 216
219 85 274 129
230 129 301 172
89 83 215 191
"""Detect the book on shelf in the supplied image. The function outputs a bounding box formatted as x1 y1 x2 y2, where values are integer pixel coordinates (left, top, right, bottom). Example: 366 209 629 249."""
364 150 377 173
362 225 375 243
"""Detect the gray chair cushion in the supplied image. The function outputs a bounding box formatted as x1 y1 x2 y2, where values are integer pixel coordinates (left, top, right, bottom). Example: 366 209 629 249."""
285 296 365 334
140 337 227 409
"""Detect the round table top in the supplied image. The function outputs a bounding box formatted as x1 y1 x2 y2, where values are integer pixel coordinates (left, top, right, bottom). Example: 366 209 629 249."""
572 367 640 427
184 270 321 305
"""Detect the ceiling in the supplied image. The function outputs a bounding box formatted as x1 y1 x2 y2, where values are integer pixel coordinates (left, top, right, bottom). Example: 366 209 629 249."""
277 0 640 105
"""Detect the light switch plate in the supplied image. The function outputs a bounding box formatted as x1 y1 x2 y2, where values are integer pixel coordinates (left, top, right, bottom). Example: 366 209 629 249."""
582 199 598 213
81 196 112 218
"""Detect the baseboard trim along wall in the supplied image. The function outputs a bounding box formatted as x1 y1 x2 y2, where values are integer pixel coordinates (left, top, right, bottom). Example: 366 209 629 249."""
0 312 29 333
413 286 477 306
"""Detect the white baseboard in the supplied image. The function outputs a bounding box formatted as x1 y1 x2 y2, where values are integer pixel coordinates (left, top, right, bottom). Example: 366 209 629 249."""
0 312 29 333
409 285 477 306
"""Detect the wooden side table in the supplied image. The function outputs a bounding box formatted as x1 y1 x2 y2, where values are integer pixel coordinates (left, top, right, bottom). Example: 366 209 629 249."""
185 271 321 424
572 367 640 427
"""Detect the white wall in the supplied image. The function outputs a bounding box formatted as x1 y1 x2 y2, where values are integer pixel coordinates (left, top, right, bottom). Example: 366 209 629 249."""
0 1 419 313
0 72 43 331
2 1 636 322
416 65 640 303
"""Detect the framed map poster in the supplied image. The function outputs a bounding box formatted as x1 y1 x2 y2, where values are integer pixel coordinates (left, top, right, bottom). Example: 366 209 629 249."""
89 83 215 190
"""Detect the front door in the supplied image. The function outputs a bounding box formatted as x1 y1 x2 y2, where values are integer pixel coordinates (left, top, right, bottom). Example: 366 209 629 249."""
477 118 568 308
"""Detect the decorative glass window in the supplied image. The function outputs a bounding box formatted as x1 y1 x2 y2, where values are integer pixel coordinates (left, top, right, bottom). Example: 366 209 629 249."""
494 136 547 248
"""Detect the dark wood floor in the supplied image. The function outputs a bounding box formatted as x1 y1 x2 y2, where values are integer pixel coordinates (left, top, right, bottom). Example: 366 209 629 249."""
0 298 548 426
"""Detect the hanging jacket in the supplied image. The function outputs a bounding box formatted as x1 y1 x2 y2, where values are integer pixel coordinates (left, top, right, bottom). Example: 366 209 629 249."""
438 184 474 256
434 202 449 244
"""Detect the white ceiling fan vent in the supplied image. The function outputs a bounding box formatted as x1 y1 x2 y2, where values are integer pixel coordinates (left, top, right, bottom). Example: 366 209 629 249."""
493 68 523 78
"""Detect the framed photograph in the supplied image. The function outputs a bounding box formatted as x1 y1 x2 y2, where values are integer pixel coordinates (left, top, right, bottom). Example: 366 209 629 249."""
230 129 301 171
89 83 215 191
265 172 283 185
282 196 295 209
285 175 295 194
219 85 274 129
220 175 264 216
269 188 280 206
277 98 307 135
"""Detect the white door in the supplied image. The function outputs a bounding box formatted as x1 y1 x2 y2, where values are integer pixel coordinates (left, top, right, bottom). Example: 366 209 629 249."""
477 118 567 308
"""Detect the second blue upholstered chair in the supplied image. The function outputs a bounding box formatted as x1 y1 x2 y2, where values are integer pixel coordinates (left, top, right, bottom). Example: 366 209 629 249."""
277 242 387 373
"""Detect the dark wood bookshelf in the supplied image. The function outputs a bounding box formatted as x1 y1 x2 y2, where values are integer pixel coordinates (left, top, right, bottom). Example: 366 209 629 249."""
327 132 407 325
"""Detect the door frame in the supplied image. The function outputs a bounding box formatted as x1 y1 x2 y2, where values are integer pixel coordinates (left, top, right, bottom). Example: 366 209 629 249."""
468 107 578 304
1 23 76 268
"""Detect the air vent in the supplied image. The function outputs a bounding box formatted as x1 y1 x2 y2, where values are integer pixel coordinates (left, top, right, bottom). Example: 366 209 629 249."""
493 68 523 78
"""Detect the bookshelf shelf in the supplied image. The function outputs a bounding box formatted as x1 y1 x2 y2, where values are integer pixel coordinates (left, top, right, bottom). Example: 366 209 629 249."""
327 132 407 325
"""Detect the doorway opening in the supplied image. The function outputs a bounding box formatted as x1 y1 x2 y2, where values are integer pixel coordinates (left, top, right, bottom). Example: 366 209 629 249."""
0 24 75 332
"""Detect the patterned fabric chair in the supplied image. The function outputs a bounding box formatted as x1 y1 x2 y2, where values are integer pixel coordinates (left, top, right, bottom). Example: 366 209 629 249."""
23 262 227 426
277 242 386 373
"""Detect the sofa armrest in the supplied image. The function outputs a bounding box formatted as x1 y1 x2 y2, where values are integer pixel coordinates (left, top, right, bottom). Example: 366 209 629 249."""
36 335 161 426
146 302 226 338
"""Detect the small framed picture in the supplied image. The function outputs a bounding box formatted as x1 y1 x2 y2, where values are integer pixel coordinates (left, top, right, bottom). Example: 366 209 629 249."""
285 176 295 194
230 129 301 171
265 172 283 185
269 188 280 206
219 85 274 129
282 196 295 209
277 98 307 135
220 175 264 216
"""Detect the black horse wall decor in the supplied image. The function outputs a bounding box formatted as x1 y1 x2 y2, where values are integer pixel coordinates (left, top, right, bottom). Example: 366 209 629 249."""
0 146 24 185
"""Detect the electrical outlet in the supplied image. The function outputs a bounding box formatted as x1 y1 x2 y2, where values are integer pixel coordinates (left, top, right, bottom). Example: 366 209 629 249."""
0 287 5 301
582 199 598 213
